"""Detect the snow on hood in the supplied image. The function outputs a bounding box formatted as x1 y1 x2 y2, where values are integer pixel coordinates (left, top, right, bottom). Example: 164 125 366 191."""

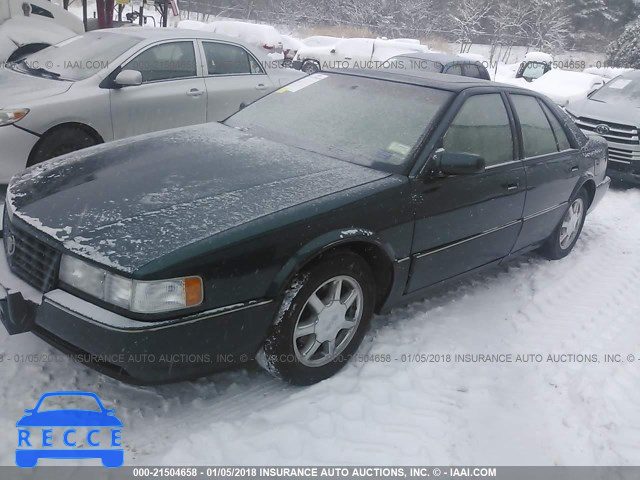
8 123 392 273
566 97 640 126
0 67 73 106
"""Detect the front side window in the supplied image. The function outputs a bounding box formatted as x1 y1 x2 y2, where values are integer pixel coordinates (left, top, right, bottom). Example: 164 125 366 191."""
202 42 263 75
442 94 514 167
126 41 197 83
511 94 558 157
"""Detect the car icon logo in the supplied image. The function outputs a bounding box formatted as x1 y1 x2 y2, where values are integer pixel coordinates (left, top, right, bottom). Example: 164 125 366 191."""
595 124 610 135
15 391 123 468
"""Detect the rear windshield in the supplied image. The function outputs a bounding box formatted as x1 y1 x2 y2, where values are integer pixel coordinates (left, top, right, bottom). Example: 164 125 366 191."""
226 73 453 173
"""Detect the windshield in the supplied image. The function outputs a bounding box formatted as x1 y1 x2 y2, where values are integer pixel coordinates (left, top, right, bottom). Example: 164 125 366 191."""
226 73 453 173
590 76 640 105
36 395 102 412
14 31 142 81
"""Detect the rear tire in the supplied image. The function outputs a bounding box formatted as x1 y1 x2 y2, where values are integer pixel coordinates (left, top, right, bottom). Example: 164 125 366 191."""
259 251 375 385
540 189 588 260
28 126 99 167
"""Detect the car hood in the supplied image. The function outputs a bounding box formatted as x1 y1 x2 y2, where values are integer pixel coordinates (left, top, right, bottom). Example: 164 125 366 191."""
8 123 391 273
16 410 123 427
0 68 73 106
567 97 640 126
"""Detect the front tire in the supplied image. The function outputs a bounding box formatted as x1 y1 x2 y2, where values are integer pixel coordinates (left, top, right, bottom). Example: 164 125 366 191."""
28 126 99 167
301 60 321 75
259 251 375 385
540 189 589 260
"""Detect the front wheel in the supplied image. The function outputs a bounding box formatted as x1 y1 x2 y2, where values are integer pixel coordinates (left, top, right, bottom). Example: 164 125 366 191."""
28 126 99 167
301 60 321 75
259 251 375 385
540 189 588 260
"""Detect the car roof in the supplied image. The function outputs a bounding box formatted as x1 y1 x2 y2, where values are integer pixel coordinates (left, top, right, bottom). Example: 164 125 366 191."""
324 68 543 95
95 26 244 43
391 51 479 66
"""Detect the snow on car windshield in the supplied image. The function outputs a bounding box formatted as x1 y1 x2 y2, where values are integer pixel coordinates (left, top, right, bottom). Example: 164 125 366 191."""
590 75 640 105
226 73 453 173
36 395 101 412
20 31 142 81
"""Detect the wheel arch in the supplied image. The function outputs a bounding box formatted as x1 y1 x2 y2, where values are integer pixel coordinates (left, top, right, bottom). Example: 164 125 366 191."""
574 175 596 209
268 230 397 312
28 122 104 165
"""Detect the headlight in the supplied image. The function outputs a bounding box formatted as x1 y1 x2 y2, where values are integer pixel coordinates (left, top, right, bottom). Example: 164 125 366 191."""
0 109 29 126
59 255 203 314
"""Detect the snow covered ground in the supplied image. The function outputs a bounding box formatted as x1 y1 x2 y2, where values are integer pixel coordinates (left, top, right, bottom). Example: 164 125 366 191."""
1 187 639 466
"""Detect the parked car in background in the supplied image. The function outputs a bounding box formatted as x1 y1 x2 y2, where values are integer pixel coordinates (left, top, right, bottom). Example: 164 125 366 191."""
179 19 285 59
389 52 491 80
566 70 640 184
516 51 554 82
0 28 303 183
0 0 84 63
0 71 609 387
301 35 342 48
281 34 304 67
292 37 429 74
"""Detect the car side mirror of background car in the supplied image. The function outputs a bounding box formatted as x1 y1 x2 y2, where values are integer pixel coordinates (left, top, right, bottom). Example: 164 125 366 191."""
113 69 143 88
434 149 486 176
330 49 336 54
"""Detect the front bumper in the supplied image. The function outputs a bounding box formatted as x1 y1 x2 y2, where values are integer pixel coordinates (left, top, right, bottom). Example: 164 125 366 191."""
607 159 640 184
0 125 39 184
0 244 278 384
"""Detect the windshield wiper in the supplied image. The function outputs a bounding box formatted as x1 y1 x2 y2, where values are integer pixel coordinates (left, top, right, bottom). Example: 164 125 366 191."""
15 60 61 79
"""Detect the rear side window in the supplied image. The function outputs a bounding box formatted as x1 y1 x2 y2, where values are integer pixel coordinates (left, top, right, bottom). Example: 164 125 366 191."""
443 94 514 166
127 41 197 82
462 64 481 78
511 94 558 157
541 103 572 151
202 42 263 75
446 64 463 76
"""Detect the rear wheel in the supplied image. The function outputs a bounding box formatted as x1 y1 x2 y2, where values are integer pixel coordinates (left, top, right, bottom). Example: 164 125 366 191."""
540 189 588 260
259 251 375 385
28 126 99 167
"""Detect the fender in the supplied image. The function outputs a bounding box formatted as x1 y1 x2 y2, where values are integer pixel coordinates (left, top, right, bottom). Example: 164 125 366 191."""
570 171 597 209
267 228 398 298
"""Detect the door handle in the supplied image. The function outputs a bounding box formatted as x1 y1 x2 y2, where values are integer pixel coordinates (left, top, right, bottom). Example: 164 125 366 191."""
570 165 579 172
505 183 519 191
186 88 204 97
344 57 352 60
255 84 268 91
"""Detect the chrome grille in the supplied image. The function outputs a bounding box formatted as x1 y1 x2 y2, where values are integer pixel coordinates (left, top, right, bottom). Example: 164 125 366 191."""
575 116 639 145
3 210 61 292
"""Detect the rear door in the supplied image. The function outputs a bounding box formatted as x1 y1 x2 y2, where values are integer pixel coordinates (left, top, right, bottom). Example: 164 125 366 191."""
109 40 208 139
199 40 274 122
407 91 526 292
507 94 583 252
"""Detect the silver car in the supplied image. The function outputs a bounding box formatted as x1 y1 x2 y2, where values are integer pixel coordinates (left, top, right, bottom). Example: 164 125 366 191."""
0 28 302 183
566 70 640 184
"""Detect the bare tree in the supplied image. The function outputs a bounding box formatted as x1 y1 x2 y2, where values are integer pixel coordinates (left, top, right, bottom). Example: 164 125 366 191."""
449 0 492 52
526 0 570 51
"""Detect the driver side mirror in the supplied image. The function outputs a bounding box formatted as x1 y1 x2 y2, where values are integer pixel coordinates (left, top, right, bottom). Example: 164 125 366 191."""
113 69 143 88
433 149 485 175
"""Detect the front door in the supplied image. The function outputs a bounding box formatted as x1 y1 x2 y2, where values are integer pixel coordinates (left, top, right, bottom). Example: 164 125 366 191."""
110 40 207 139
407 92 526 292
